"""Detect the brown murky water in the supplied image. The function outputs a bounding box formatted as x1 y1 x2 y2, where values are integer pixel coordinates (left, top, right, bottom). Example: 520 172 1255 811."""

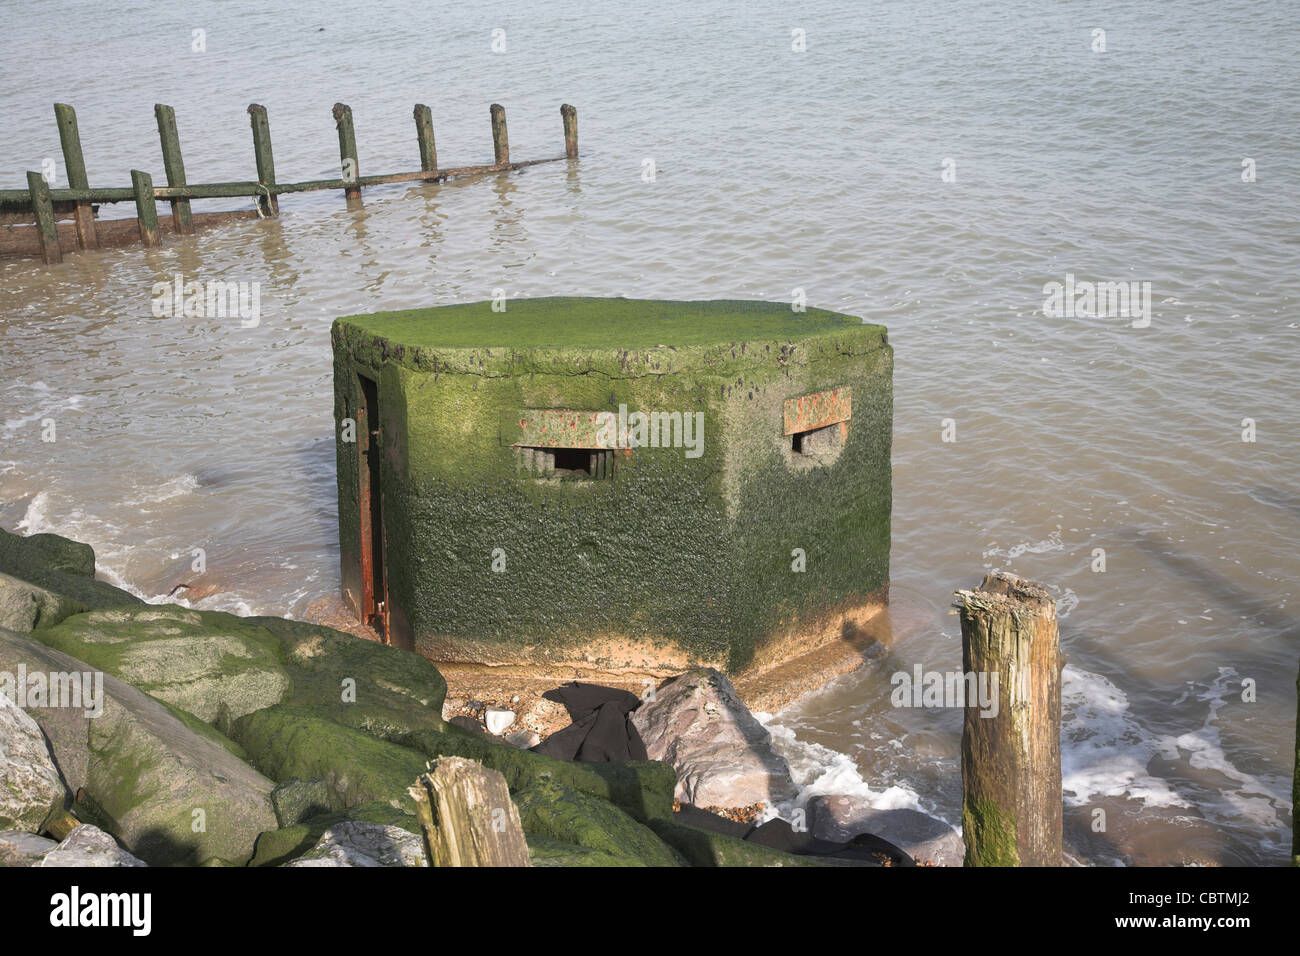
2 0 1296 864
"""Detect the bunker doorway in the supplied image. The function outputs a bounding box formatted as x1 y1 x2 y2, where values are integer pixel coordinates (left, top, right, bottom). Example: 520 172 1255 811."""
358 373 389 643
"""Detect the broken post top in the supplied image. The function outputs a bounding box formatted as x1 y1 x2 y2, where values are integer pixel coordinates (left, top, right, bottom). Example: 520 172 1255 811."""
954 571 1057 621
334 297 884 363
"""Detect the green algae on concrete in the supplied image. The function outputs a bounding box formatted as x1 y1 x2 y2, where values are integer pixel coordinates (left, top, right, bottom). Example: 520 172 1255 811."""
331 297 892 687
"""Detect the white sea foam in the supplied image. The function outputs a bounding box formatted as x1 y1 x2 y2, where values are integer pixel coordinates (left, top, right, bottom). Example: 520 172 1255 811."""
1062 665 1188 809
757 715 927 822
982 529 1064 560
127 473 200 506
1062 664 1288 839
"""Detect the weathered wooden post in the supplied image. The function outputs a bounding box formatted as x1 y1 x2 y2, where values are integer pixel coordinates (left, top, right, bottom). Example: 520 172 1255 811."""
247 103 278 216
408 758 531 867
332 102 360 200
53 103 97 249
490 103 509 167
955 572 1062 866
129 169 159 247
414 104 437 175
25 171 61 264
154 104 193 234
561 103 578 159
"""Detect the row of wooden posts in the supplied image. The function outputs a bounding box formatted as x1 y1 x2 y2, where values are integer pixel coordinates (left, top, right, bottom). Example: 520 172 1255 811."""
4 101 579 264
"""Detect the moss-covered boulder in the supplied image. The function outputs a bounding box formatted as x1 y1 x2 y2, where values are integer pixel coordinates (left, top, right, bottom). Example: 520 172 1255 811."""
526 834 645 867
231 705 427 815
511 775 682 866
249 801 419 867
0 528 140 616
647 818 818 867
245 615 447 738
0 528 93 577
29 605 446 744
0 572 82 633
0 629 276 865
32 606 292 729
399 726 676 825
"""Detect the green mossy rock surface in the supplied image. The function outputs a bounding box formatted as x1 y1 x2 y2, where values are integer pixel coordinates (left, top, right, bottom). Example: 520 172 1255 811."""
0 528 140 617
0 528 94 577
400 727 675 824
244 614 447 738
526 834 644 867
31 606 446 743
0 629 276 865
511 774 683 866
0 571 83 632
647 818 819 868
249 801 419 867
248 801 421 868
231 705 427 815
34 606 292 729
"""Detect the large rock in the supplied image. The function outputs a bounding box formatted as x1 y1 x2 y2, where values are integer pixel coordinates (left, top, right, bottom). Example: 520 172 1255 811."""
39 824 146 867
0 830 58 866
284 821 424 867
248 801 419 867
0 572 81 632
807 794 964 866
0 528 141 615
0 694 67 831
0 629 277 865
271 778 332 828
630 668 798 809
246 615 447 739
32 606 292 729
0 528 94 578
511 774 682 867
231 705 427 814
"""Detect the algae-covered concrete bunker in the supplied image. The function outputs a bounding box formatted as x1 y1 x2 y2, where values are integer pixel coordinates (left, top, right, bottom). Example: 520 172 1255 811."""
331 297 892 704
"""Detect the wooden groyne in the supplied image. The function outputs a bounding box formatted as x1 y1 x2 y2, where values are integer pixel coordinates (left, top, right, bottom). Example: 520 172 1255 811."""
2 101 579 263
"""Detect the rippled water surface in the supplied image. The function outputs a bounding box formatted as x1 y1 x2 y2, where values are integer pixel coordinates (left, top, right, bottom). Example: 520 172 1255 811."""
2 0 1296 865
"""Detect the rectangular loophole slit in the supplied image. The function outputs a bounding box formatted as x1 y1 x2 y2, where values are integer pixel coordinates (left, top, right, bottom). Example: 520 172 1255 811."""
515 446 614 479
792 423 842 456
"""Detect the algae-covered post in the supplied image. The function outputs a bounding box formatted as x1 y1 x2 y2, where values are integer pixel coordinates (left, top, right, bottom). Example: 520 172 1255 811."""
955 572 1063 866
53 103 98 249
490 103 509 166
561 103 578 159
25 171 61 264
247 103 278 216
414 103 437 173
332 102 360 200
330 298 892 709
154 104 193 234
129 169 159 247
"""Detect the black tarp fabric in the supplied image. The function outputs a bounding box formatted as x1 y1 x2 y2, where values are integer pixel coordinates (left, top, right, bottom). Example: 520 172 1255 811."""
530 682 648 762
